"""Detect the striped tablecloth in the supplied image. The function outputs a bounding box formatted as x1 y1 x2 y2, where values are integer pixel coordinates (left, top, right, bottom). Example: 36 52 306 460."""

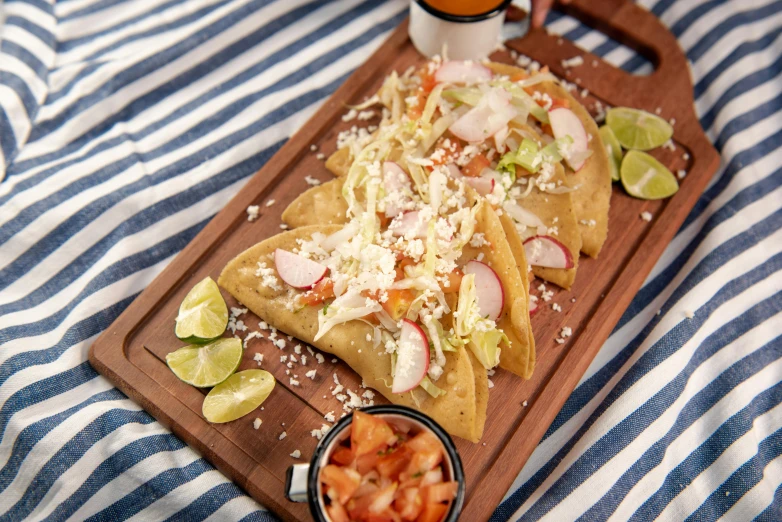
1 0 780 520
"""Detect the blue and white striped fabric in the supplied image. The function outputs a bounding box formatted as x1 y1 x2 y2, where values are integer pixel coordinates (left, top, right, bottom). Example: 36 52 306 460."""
0 0 779 519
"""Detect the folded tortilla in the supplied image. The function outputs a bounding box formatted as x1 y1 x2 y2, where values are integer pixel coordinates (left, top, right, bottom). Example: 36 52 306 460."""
283 184 535 379
487 61 611 258
218 225 487 441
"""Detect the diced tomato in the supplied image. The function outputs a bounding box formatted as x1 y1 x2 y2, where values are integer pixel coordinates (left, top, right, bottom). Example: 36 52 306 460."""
376 446 413 481
395 487 424 521
321 464 360 505
405 431 442 453
541 123 553 137
377 212 391 230
369 482 398 514
421 482 458 505
510 71 529 82
406 448 442 477
356 450 382 475
407 89 428 120
352 411 395 458
420 68 437 94
381 288 416 322
299 278 334 306
366 512 401 522
331 446 354 466
327 501 351 522
419 468 443 487
416 502 449 522
550 97 570 110
441 269 462 294
461 154 491 178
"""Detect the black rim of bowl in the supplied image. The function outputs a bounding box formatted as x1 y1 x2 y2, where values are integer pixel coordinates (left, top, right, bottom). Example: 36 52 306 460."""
306 405 465 522
413 0 514 24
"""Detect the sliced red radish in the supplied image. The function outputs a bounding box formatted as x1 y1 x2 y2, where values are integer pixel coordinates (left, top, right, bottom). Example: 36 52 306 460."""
464 176 494 196
383 161 409 217
390 211 426 239
529 296 539 316
434 61 493 84
548 108 589 171
274 249 328 289
523 236 575 269
392 319 430 393
464 260 504 321
449 88 517 143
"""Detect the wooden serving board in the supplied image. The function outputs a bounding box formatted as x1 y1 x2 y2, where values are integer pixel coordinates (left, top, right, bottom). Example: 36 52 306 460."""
89 1 719 520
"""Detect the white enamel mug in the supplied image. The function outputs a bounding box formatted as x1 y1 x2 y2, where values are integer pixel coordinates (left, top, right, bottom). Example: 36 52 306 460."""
409 0 515 60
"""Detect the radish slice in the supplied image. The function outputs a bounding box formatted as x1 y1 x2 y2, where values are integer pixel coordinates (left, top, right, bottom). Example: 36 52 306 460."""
529 296 539 316
445 164 463 180
392 319 430 393
274 249 328 289
523 236 575 269
390 211 427 239
548 108 589 171
464 260 504 321
449 88 517 143
435 61 493 84
383 161 410 217
464 176 494 196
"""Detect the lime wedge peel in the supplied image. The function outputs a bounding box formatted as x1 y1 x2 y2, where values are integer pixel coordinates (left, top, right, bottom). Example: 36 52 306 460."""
620 150 679 200
599 125 623 182
175 277 228 343
166 338 243 388
202 370 276 423
606 107 674 151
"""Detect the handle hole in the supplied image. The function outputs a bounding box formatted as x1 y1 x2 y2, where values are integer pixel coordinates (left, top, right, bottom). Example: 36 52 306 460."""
546 5 656 76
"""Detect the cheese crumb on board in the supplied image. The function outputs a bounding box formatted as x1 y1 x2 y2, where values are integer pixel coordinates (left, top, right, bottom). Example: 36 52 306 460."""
305 175 321 186
306 369 317 379
641 211 653 222
253 418 262 430
279 431 287 440
246 205 260 222
290 450 301 459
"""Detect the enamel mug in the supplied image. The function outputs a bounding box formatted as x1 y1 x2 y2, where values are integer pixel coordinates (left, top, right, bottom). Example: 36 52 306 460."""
285 405 465 521
409 0 515 60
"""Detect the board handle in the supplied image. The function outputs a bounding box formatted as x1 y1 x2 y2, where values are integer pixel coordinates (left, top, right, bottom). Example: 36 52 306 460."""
554 0 693 109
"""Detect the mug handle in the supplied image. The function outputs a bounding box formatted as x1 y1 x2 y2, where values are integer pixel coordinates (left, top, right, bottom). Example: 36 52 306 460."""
284 463 310 503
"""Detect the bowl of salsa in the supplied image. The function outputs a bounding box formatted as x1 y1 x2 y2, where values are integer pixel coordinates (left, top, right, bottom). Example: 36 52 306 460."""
285 405 464 522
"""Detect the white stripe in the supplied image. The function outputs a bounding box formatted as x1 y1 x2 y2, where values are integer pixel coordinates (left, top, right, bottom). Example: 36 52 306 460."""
123 469 237 522
677 0 772 53
722 453 782 521
708 69 782 137
66 445 202 521
514 272 782 521
55 0 112 19
0 85 30 145
607 318 782 520
502 223 782 507
201 496 267 522
0 399 143 509
55 0 228 67
0 355 109 467
2 0 384 211
28 420 175 520
57 1 180 42
33 0 296 133
0 24 55 69
0 53 48 100
658 401 782 520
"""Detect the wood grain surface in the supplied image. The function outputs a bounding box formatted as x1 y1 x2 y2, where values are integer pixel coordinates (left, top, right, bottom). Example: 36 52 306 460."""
89 1 720 520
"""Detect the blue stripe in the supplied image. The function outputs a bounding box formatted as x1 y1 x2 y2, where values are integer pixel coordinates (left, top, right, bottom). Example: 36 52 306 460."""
493 251 782 520
0 408 158 520
585 339 782 521
4 15 55 61
631 380 782 520
84 459 215 522
0 70 37 119
756 484 782 521
47 433 188 522
60 0 156 23
0 109 16 162
686 428 782 521
163 483 245 522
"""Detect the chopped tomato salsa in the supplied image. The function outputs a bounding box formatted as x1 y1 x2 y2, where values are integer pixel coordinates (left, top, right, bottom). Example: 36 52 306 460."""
320 411 458 522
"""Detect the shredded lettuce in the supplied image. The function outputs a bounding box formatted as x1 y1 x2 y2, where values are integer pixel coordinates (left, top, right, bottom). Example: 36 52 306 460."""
497 136 574 178
455 273 503 369
420 376 446 398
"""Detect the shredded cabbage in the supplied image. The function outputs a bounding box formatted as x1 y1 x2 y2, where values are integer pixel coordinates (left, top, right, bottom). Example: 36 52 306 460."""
455 274 503 369
420 376 446 398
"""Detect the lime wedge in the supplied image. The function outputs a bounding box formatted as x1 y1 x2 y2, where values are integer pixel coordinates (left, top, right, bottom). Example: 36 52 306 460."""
620 150 679 200
166 338 242 388
599 125 623 182
606 107 673 151
202 370 276 423
175 277 228 343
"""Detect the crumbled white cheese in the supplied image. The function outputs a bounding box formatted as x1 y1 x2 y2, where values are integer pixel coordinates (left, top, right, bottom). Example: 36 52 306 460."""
290 378 300 387
552 303 562 312
244 331 264 349
311 424 331 440
306 369 317 380
305 175 321 186
641 211 653 222
278 431 287 440
253 418 262 430
316 153 326 160
488 379 494 389
315 353 325 364
342 109 358 122
310 144 318 152
561 327 572 338
253 352 264 366
246 205 260 222
522 400 528 407
555 338 565 344
290 450 301 459
677 169 687 180
265 199 276 207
